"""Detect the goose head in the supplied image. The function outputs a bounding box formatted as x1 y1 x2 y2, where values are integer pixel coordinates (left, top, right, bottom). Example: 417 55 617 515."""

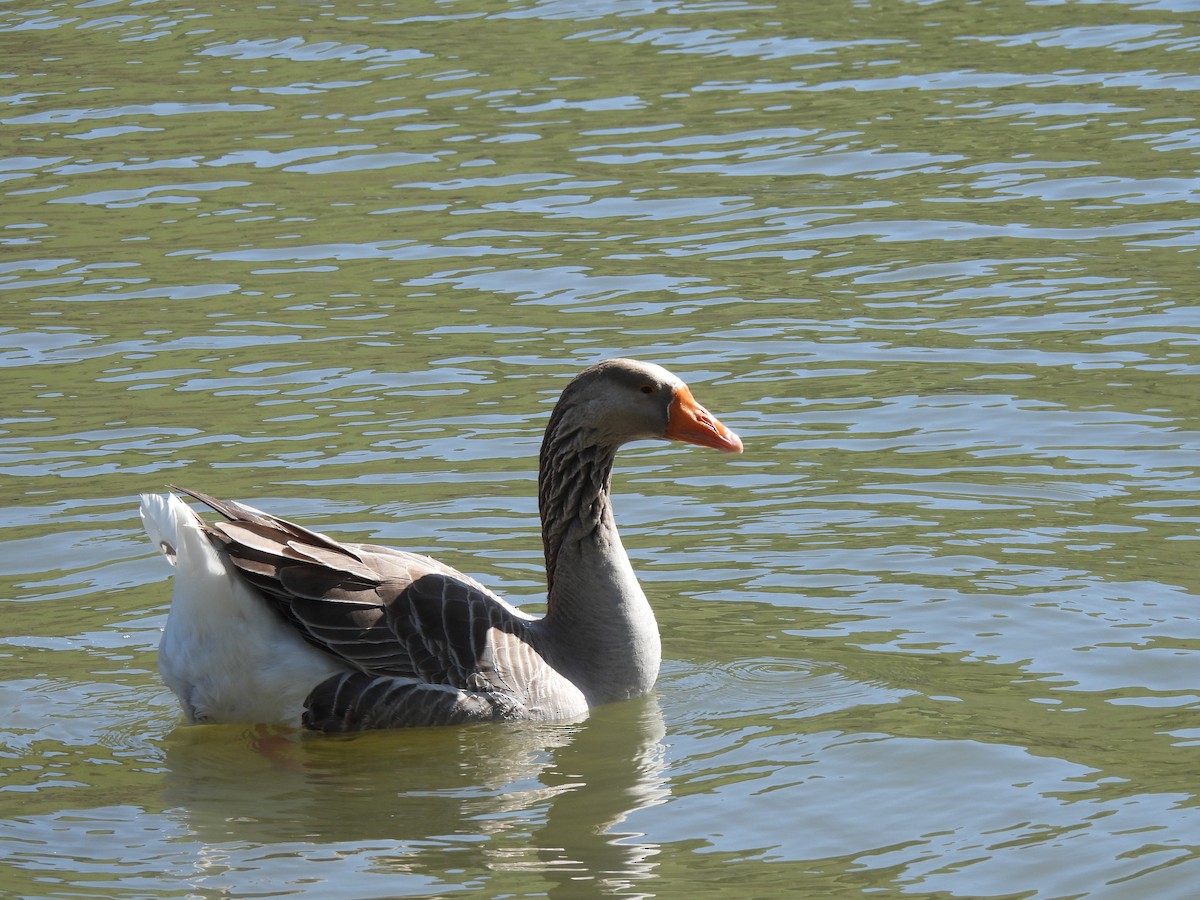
548 358 743 454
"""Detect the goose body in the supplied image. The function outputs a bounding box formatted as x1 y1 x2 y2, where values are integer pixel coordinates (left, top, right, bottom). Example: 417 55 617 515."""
140 359 742 730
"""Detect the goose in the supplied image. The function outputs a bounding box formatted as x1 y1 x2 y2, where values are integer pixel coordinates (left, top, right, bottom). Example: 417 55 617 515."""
140 358 742 731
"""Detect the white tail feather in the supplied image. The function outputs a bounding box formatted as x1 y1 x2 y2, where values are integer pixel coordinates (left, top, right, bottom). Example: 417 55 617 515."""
140 492 344 724
139 492 196 566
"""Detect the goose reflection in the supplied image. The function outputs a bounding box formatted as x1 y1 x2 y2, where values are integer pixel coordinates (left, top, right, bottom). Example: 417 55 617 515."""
160 695 667 896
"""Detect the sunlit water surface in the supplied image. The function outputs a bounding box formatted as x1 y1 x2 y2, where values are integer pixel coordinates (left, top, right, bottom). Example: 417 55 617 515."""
3 0 1200 897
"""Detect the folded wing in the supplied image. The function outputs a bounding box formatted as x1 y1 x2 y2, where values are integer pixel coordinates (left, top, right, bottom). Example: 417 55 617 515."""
174 488 561 729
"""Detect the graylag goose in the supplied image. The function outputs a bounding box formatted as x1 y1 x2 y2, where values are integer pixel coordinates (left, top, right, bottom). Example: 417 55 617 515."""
140 358 742 731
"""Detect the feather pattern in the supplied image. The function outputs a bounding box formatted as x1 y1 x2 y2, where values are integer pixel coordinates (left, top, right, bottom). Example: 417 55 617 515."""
141 358 741 730
168 487 581 728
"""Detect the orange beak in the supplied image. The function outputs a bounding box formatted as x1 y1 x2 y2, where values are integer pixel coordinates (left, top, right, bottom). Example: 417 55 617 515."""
664 385 743 454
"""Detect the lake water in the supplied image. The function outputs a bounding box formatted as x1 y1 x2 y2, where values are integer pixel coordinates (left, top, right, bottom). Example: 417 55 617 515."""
3 0 1200 896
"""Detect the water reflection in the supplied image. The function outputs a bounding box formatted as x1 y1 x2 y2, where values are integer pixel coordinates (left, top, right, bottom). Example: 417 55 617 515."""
160 697 668 896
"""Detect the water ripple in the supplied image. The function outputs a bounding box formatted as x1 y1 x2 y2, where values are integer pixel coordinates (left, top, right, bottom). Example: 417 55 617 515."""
3 0 1200 896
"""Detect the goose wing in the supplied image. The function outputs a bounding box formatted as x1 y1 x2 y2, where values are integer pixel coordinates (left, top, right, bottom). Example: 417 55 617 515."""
174 488 544 715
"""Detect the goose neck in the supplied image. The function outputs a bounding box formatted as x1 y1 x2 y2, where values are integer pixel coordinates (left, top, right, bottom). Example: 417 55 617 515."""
537 420 618 595
535 420 661 703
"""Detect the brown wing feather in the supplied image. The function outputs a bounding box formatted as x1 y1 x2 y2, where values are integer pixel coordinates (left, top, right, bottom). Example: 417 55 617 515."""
174 486 354 557
176 488 540 692
302 673 519 731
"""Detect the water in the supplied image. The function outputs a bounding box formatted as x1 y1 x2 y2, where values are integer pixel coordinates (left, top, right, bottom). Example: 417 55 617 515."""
3 0 1199 896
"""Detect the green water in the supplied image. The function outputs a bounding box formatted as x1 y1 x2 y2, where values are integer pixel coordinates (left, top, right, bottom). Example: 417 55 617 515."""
3 0 1199 896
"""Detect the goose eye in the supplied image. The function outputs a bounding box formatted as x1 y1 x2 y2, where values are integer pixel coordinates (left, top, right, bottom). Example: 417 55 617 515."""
640 384 654 395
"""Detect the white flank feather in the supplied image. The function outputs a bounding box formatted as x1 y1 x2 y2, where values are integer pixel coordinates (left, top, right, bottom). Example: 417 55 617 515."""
140 493 344 725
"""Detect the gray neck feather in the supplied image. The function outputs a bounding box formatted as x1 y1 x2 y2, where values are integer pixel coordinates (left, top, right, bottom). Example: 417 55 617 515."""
538 414 617 595
535 406 660 703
